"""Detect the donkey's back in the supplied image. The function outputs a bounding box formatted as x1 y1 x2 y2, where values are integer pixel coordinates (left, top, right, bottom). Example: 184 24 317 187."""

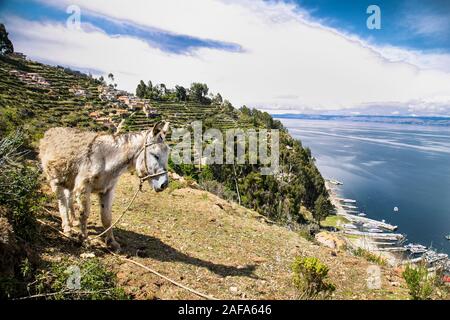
39 127 98 187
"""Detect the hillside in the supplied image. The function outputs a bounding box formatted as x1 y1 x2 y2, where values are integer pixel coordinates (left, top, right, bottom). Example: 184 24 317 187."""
0 53 422 300
37 173 409 300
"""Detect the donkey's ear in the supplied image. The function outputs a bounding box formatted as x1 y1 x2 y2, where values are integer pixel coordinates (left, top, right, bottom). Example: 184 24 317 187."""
152 121 170 139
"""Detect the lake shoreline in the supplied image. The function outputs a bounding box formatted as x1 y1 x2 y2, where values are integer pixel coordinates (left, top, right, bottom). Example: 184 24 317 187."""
325 180 401 266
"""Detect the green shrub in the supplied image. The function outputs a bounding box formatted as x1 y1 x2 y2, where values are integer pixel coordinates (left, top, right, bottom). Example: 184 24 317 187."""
402 264 435 300
291 256 335 299
33 258 129 300
0 131 43 240
352 248 386 266
297 225 316 242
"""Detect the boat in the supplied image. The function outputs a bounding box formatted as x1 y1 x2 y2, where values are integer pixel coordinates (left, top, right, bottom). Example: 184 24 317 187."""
329 179 343 185
367 228 384 233
404 243 428 254
358 213 366 217
342 205 358 209
424 251 448 264
342 223 358 230
337 198 356 203
446 235 450 240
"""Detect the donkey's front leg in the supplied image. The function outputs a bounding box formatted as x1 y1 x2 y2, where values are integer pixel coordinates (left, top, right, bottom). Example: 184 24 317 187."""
99 187 121 251
51 181 71 235
76 186 91 240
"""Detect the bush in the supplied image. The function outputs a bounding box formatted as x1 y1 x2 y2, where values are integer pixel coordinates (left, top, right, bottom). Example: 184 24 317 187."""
291 256 335 299
0 131 43 240
352 248 386 266
33 258 129 300
402 264 435 300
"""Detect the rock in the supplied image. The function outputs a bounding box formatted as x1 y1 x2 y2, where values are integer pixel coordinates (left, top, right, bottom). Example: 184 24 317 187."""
229 286 239 294
315 231 346 250
171 172 182 180
80 252 96 259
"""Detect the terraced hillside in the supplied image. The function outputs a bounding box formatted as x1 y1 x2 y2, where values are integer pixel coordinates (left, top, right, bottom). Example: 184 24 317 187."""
0 55 253 144
122 101 252 133
0 55 107 138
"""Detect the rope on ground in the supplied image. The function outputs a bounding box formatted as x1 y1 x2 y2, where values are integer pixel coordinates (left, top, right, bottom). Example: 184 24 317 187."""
36 185 218 301
107 249 218 300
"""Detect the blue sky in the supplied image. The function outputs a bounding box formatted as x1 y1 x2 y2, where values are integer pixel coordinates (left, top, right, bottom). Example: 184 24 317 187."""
296 0 450 52
1 0 450 115
2 0 450 54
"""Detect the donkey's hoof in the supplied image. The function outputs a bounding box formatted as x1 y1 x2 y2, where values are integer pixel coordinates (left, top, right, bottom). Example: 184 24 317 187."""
106 239 121 252
77 233 88 243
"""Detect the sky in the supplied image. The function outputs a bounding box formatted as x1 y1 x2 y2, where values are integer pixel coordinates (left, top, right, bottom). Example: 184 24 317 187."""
1 0 450 115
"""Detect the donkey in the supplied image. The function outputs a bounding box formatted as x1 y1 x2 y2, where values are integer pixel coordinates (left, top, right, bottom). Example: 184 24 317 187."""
39 121 170 250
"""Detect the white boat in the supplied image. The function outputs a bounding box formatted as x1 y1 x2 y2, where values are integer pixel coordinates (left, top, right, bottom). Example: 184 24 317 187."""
342 223 358 230
404 243 428 254
358 213 366 217
329 179 343 185
342 205 358 209
367 228 384 233
424 251 448 264
337 198 356 203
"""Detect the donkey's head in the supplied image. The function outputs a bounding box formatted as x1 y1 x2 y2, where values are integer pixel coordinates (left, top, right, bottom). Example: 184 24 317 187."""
137 121 170 192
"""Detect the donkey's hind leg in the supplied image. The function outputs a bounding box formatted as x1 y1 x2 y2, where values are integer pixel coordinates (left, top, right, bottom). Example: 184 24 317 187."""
50 181 72 235
99 187 121 251
75 186 91 240
67 191 79 227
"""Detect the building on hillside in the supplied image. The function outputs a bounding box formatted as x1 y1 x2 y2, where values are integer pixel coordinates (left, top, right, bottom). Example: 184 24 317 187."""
89 111 101 119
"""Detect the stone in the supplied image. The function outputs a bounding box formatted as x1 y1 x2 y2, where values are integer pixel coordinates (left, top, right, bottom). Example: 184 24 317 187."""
315 231 346 250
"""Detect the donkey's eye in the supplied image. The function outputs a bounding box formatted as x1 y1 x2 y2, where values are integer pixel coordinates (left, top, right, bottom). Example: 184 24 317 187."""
153 154 159 161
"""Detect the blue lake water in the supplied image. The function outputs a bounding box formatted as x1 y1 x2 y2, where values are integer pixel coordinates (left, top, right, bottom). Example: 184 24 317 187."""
276 118 450 255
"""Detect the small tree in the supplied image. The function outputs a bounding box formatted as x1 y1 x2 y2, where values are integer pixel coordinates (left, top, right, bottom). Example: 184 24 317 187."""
136 80 147 98
292 256 335 299
0 23 14 55
175 85 187 102
189 82 208 102
402 264 435 300
313 194 333 225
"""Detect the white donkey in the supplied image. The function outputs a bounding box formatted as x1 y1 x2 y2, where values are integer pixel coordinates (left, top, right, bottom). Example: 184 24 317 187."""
39 121 170 250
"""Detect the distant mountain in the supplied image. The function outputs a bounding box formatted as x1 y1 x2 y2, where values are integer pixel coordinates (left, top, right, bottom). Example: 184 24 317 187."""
272 114 450 127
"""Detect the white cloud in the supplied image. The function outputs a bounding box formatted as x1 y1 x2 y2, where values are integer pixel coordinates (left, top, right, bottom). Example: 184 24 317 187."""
405 12 450 39
5 0 450 113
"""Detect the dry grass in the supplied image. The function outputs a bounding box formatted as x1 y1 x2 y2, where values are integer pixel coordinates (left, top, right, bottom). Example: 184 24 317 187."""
38 173 410 300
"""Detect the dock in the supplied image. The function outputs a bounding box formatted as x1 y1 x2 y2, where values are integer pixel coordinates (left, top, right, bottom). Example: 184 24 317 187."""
342 230 405 241
374 247 407 252
337 198 357 203
337 212 398 231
